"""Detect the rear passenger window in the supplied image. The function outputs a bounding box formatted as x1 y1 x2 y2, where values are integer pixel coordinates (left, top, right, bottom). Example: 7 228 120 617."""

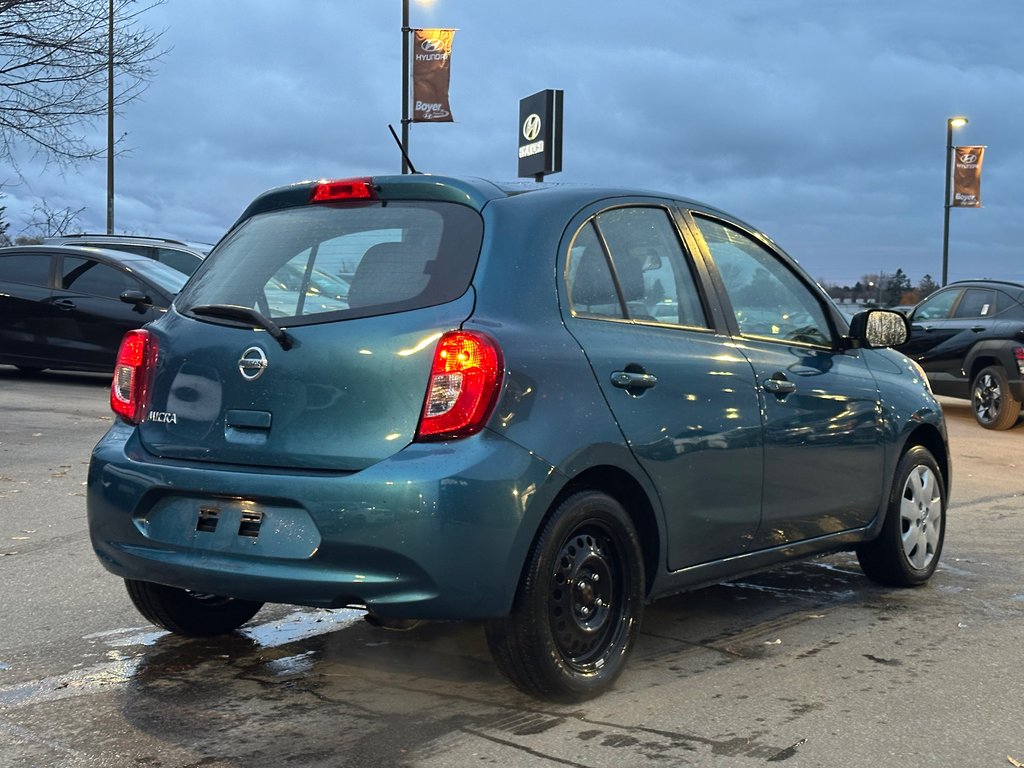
954 289 996 318
0 253 52 287
566 206 707 328
60 257 142 298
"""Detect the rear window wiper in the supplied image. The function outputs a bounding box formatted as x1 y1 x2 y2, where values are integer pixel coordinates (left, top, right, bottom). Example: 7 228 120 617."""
188 304 294 350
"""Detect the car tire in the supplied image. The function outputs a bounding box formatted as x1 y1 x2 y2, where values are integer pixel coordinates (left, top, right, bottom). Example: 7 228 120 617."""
484 490 645 702
857 445 946 587
971 365 1022 430
124 579 264 636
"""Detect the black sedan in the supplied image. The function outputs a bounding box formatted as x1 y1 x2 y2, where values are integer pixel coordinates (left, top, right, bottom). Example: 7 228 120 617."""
0 245 187 374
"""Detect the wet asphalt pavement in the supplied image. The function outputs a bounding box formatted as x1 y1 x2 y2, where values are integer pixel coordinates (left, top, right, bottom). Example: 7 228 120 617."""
1 366 1022 767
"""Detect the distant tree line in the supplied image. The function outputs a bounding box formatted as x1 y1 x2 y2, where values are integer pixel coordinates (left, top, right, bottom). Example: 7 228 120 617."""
820 270 939 308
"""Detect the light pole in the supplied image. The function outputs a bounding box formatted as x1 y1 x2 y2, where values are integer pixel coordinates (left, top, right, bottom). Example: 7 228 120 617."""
401 0 410 174
106 0 114 233
941 115 968 286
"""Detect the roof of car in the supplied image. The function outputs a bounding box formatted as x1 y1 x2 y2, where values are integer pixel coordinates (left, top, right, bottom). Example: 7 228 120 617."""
43 233 194 248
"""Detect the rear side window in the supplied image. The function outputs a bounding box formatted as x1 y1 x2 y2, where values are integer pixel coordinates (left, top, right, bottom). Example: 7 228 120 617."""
566 206 707 328
0 253 52 287
953 288 996 318
60 257 143 298
178 202 483 325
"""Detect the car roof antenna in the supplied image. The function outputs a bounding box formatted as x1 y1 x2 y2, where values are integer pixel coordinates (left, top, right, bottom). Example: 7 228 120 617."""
388 124 418 174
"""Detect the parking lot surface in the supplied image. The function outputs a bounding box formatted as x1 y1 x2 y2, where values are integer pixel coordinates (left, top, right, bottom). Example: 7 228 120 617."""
1 367 1021 767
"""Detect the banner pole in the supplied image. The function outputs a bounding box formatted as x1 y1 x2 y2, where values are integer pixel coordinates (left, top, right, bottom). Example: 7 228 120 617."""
941 116 968 286
401 0 410 174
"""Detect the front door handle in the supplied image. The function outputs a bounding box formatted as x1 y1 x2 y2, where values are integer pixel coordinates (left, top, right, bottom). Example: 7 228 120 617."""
763 376 796 396
53 298 76 311
611 371 658 390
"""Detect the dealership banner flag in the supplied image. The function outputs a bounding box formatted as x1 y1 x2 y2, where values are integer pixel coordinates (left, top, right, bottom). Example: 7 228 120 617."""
952 146 986 207
412 29 456 123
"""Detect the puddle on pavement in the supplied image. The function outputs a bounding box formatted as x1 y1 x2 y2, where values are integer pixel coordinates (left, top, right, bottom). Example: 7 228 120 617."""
0 607 365 708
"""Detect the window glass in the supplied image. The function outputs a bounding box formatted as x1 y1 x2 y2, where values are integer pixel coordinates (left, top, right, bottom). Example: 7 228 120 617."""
695 216 832 346
913 289 959 321
953 288 996 318
595 207 707 328
566 206 707 328
60 257 141 298
566 223 625 320
0 253 52 287
177 201 482 324
155 248 202 275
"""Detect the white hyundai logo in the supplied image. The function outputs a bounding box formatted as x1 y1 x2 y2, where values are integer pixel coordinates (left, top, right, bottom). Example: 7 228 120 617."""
522 114 542 142
238 346 268 381
421 38 445 53
959 153 978 163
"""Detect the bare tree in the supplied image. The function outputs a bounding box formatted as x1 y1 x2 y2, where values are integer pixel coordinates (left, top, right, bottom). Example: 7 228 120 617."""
23 197 85 236
0 0 164 170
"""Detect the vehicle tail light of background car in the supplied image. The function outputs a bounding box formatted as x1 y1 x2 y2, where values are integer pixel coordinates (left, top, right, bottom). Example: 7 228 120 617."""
1015 346 1024 375
416 331 503 441
310 177 375 203
111 329 157 424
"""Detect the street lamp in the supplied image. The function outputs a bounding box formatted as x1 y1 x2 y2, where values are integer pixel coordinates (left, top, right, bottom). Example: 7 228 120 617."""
941 115 968 286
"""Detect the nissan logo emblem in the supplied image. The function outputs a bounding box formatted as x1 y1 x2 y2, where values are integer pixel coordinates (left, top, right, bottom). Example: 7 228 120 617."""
421 38 445 53
522 114 542 142
238 346 268 381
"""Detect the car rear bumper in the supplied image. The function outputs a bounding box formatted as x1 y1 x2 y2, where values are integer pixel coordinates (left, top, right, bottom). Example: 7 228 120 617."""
87 421 556 620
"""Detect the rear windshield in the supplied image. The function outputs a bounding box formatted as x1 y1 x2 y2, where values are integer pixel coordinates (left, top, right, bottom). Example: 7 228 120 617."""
176 201 483 325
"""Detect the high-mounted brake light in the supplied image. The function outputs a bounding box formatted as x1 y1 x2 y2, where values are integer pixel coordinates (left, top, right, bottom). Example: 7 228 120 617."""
310 177 375 203
111 329 157 424
416 331 504 441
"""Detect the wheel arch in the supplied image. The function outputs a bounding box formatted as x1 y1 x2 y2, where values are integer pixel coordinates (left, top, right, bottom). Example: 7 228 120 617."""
899 422 951 502
519 465 663 603
964 340 1018 382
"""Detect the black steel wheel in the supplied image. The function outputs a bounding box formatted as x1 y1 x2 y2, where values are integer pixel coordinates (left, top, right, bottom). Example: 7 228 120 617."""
485 490 645 702
857 445 946 587
125 579 264 636
971 365 1022 430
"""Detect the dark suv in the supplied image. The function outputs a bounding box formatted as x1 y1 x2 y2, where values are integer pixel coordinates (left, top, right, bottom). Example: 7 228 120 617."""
900 279 1024 429
87 175 949 701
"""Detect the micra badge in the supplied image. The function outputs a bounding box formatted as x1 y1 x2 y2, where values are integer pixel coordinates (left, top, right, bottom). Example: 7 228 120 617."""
148 411 178 424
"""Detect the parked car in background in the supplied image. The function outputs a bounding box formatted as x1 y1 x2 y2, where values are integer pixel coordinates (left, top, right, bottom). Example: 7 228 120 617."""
899 279 1024 429
0 245 187 374
43 234 205 276
88 175 949 702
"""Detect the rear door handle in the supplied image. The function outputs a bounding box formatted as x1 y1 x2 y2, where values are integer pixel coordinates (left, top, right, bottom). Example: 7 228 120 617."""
611 371 658 390
53 298 76 311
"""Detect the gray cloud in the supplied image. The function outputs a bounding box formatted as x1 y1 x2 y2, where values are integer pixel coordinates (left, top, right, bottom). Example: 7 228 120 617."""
4 0 1021 286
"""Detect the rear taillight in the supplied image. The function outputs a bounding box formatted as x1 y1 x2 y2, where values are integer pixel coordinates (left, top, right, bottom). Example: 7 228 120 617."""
1015 346 1024 375
111 329 157 424
416 331 503 441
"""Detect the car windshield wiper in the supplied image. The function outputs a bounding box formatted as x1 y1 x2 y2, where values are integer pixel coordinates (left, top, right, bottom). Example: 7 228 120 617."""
188 304 293 350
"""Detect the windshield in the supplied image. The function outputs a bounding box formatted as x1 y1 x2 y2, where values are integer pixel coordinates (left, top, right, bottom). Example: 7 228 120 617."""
177 201 483 325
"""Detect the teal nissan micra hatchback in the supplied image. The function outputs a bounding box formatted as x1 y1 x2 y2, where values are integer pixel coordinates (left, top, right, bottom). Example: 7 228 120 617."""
88 175 949 701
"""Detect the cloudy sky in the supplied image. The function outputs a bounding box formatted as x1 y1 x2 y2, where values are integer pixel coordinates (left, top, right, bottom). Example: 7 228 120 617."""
4 0 1022 287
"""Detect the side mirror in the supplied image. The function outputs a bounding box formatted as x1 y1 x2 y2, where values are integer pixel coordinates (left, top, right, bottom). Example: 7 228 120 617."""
120 290 152 310
848 309 909 348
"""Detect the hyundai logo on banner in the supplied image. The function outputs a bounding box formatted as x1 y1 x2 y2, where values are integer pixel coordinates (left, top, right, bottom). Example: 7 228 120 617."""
518 89 563 181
